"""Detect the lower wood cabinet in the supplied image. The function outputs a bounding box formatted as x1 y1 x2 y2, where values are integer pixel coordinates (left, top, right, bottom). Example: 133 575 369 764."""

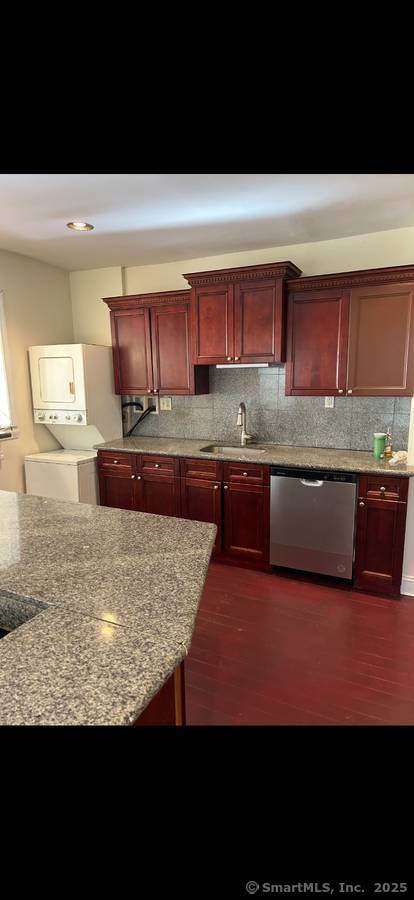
181 459 270 568
354 475 408 597
98 451 181 519
140 473 181 518
98 468 139 511
180 477 222 553
223 481 269 564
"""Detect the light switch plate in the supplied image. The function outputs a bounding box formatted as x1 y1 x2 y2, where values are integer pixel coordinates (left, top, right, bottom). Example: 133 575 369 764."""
160 397 172 411
325 396 335 408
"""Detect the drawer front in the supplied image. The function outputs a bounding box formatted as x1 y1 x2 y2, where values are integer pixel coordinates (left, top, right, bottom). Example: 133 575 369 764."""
359 475 408 502
141 454 180 476
223 462 269 485
180 457 223 481
97 451 138 475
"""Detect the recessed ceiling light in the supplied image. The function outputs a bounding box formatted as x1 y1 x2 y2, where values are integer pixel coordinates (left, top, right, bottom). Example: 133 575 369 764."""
66 221 94 231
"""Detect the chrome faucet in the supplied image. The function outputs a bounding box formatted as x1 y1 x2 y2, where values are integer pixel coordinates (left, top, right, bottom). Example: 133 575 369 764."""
236 402 253 446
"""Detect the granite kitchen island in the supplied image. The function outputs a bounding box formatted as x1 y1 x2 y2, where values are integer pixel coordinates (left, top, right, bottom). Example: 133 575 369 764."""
0 490 216 725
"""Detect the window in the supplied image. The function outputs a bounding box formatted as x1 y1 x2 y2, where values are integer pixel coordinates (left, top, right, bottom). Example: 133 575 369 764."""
0 291 17 439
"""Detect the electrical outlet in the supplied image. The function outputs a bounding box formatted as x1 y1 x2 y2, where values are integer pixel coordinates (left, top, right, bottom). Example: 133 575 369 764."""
325 396 335 408
160 397 172 411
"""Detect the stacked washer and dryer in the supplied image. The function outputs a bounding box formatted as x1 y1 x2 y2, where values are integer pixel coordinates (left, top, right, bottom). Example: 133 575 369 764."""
25 344 122 503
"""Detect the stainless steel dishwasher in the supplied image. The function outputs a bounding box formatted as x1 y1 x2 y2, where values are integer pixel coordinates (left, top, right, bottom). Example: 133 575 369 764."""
270 468 357 579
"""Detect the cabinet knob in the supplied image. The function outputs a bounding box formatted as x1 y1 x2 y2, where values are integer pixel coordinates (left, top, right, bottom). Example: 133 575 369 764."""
131 474 135 479
214 484 219 490
338 389 344 394
347 389 353 394
224 485 228 490
136 475 142 480
148 389 152 393
154 463 160 468
227 357 232 361
242 472 248 476
359 501 365 507
380 486 386 492
113 459 118 464
234 356 240 361
153 389 158 393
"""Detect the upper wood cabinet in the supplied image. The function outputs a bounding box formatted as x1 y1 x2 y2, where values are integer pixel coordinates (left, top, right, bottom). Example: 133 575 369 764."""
286 265 414 396
184 262 301 365
104 291 209 396
285 289 350 395
347 282 414 395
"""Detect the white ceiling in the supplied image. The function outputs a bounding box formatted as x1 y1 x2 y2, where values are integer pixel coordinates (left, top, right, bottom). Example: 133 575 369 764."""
0 173 414 272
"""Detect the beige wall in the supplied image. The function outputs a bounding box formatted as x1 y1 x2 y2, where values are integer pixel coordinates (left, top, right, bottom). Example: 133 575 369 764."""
0 249 73 492
70 267 123 345
70 226 414 346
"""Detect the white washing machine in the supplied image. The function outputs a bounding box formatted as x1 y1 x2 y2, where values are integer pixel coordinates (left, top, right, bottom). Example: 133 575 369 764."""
24 450 98 504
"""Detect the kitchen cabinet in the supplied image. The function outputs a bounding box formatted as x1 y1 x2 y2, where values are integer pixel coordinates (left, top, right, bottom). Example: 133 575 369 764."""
180 458 270 568
354 475 408 596
104 291 209 396
109 307 153 395
286 265 414 396
97 450 140 511
98 451 181 518
98 467 140 511
181 477 222 553
223 481 269 564
184 261 301 365
285 289 350 395
347 282 414 395
141 474 181 517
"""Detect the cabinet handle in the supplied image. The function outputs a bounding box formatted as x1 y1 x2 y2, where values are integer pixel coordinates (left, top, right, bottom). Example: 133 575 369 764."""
227 357 232 361
154 463 160 468
380 486 386 493
234 356 240 361
213 484 219 490
347 389 353 394
224 485 228 490
136 475 142 480
338 389 344 394
242 472 248 476
113 459 118 464
359 501 365 507
147 389 152 393
153 389 158 393
131 475 136 479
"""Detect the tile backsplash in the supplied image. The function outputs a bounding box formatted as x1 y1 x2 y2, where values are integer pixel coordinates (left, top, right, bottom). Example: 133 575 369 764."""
127 366 411 451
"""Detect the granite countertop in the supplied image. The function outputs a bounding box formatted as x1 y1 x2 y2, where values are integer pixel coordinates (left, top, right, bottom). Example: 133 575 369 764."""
0 490 216 725
95 437 414 478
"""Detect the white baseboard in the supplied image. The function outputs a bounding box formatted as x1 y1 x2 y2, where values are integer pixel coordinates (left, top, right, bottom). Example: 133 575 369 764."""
401 574 414 597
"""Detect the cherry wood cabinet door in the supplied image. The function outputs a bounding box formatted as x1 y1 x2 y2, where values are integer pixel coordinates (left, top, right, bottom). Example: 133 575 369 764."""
180 477 222 553
151 304 192 395
347 282 414 396
285 290 350 395
223 482 269 563
98 470 142 511
234 280 284 363
110 308 153 395
354 497 407 596
192 283 234 364
141 474 181 518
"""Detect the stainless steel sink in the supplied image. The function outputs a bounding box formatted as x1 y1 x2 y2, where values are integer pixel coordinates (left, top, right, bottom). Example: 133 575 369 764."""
200 444 266 455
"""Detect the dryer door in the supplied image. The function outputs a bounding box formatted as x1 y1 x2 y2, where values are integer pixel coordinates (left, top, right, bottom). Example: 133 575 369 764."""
29 344 86 410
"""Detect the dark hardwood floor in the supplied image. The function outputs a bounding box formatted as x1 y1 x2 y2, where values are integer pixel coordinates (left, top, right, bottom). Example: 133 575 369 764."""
186 563 414 725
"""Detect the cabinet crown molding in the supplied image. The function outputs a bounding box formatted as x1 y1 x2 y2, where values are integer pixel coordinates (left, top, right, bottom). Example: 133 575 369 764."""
103 289 191 310
288 264 414 293
183 260 302 287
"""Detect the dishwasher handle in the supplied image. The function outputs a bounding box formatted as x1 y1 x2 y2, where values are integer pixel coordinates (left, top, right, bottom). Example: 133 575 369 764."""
300 479 324 487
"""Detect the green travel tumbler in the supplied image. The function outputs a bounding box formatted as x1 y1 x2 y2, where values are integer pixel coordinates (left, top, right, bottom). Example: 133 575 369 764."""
373 432 386 459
